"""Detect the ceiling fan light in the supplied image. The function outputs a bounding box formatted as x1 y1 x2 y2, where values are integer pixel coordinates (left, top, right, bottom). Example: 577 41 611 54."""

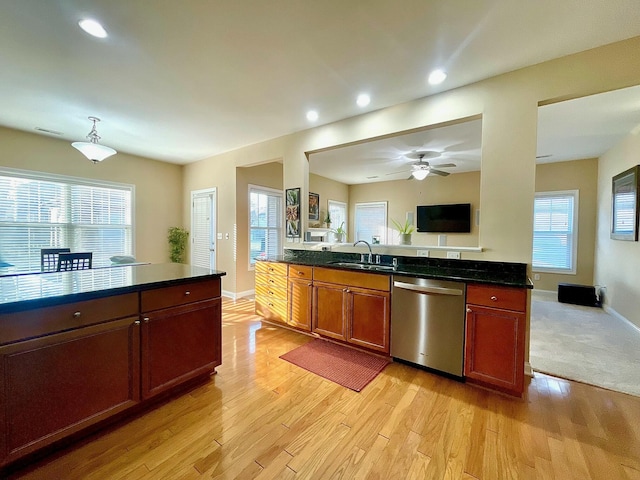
72 116 117 163
412 170 429 180
72 142 117 163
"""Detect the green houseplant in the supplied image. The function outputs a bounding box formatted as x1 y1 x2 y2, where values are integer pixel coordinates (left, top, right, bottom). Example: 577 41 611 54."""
330 221 346 243
324 210 331 228
391 218 415 245
168 226 189 263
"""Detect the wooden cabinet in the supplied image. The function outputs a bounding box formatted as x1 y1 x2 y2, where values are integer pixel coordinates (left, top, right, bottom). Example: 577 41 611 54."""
313 267 391 354
287 265 313 331
0 273 223 468
0 303 139 465
464 284 527 396
141 280 222 399
254 261 288 324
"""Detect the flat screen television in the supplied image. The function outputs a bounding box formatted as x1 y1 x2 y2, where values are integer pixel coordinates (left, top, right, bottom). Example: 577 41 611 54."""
416 203 471 233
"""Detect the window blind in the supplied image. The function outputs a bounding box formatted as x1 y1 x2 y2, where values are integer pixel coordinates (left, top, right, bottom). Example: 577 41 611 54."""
0 169 133 274
532 191 577 273
249 187 282 266
354 202 387 244
328 200 347 233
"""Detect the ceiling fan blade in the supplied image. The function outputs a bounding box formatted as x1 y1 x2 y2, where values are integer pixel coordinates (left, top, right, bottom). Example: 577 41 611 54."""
385 170 410 176
433 163 456 168
429 169 450 176
407 174 414 180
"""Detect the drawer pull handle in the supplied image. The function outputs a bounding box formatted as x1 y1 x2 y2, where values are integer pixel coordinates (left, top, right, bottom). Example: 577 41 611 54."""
73 311 81 318
268 268 274 272
297 271 303 275
185 291 191 296
143 317 150 323
134 320 141 325
490 296 498 301
269 279 275 283
466 308 472 313
268 303 274 307
269 291 274 295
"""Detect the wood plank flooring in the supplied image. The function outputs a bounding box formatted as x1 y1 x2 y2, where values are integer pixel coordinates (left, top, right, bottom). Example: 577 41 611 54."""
8 298 640 479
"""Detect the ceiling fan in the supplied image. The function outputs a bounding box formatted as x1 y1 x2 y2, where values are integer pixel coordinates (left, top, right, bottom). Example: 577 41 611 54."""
387 151 456 180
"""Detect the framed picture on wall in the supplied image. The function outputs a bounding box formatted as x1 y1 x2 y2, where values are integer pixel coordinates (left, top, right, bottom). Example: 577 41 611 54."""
309 192 319 221
286 187 301 238
611 165 640 241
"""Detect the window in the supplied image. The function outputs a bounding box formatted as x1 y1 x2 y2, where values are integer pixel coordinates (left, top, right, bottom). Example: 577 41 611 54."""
0 168 133 274
328 200 347 233
249 185 282 268
532 190 578 273
354 201 387 244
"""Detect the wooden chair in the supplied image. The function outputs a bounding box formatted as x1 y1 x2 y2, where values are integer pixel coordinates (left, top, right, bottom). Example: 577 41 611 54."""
41 248 71 272
57 252 93 271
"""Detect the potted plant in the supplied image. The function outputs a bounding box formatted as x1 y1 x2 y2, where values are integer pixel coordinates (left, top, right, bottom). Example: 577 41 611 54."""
168 226 189 263
331 221 346 243
324 210 331 228
391 218 415 245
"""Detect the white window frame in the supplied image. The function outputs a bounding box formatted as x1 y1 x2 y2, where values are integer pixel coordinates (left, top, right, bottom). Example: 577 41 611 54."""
328 199 347 237
248 184 283 270
354 201 388 244
532 190 579 274
0 167 135 274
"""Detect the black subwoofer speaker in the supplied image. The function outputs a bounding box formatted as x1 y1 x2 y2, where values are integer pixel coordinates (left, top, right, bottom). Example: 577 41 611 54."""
557 283 599 307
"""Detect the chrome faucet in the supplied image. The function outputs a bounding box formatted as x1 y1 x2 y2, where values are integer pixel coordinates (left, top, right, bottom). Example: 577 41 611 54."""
353 240 373 264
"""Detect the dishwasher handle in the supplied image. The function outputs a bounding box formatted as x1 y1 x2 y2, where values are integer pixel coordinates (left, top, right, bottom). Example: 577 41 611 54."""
393 280 464 296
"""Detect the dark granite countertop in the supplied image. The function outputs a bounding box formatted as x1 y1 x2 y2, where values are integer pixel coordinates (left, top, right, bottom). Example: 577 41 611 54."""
0 263 227 313
259 250 532 289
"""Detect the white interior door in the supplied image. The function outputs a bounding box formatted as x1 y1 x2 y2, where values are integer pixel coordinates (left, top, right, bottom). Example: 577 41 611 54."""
191 188 216 270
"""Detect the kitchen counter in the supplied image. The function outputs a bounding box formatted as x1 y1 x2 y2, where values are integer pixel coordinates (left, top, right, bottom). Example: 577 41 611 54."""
259 250 531 289
0 263 227 313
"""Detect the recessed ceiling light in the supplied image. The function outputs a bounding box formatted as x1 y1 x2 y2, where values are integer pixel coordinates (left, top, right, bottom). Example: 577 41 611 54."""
356 94 370 107
78 19 108 38
306 110 318 122
428 69 447 85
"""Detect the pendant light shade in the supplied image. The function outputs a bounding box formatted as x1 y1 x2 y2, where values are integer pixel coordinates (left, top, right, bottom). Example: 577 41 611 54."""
72 117 117 163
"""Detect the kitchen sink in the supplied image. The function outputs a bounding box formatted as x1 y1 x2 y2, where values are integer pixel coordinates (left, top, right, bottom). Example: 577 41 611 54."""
329 261 396 272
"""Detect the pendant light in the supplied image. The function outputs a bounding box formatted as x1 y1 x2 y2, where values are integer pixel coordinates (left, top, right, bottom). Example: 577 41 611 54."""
72 116 117 163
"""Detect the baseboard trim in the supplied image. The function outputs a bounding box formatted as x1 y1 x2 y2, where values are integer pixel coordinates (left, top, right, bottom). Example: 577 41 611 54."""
603 304 640 333
524 361 533 378
532 288 556 295
222 289 255 300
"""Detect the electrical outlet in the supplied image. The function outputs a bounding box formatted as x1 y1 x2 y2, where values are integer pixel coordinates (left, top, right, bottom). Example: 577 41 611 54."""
417 250 430 257
446 251 461 259
534 274 540 281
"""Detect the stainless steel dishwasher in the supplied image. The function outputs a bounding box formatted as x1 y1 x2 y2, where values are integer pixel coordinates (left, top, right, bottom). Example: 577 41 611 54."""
391 276 466 378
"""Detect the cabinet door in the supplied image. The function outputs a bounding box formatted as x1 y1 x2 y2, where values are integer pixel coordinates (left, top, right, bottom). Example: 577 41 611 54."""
141 298 221 399
348 287 390 354
0 317 140 465
312 282 347 340
464 305 525 396
288 278 313 331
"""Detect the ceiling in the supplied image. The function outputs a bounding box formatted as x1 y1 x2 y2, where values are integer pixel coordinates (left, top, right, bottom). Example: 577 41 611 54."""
1 1 640 165
310 84 640 184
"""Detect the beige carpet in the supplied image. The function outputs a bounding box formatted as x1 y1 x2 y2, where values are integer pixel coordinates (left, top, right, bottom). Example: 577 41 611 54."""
530 291 640 397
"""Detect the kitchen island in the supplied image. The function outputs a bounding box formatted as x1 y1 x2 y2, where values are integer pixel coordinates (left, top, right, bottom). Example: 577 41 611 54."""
255 250 531 397
0 263 226 469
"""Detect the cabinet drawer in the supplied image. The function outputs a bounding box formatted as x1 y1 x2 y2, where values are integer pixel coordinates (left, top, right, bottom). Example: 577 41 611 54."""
255 297 287 323
255 261 287 276
141 278 221 313
0 293 139 346
255 284 287 301
466 284 526 312
255 272 288 290
314 267 391 292
288 264 313 280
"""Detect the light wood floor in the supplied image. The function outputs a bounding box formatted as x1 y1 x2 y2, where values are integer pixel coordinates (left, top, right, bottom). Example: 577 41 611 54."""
9 298 640 480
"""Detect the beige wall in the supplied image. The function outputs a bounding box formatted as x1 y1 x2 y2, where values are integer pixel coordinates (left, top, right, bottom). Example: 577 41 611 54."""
595 131 640 328
180 36 640 300
533 159 598 291
0 126 183 264
236 162 283 294
308 173 349 229
348 171 480 249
